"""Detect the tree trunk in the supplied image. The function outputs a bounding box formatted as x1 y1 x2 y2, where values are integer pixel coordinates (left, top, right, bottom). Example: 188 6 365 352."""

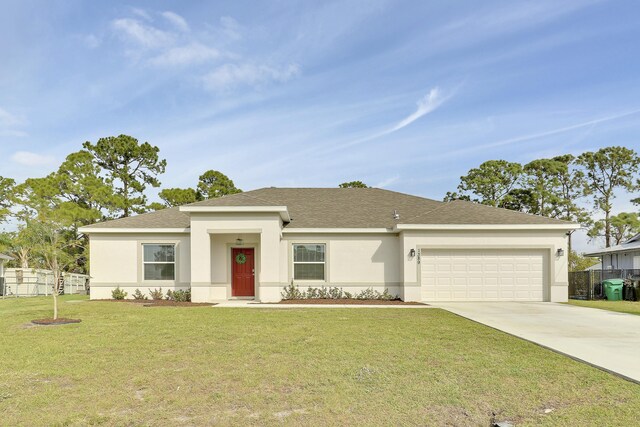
123 181 129 217
20 250 29 268
53 289 58 320
52 263 60 320
605 209 611 248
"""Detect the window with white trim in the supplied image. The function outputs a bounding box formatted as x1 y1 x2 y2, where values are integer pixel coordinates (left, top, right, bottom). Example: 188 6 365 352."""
143 244 175 280
293 244 325 280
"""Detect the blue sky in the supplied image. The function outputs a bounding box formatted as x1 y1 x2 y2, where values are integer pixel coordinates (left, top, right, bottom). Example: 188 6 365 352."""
1 0 639 250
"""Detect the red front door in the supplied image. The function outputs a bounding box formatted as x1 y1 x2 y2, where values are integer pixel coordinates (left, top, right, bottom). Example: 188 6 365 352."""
232 248 255 297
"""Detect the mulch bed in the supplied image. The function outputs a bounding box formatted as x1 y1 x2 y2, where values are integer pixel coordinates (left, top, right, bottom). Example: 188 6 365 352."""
31 318 82 325
94 299 215 307
278 299 427 305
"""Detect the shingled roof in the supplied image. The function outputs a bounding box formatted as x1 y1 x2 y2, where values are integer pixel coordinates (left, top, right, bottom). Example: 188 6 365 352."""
82 187 575 230
82 207 190 229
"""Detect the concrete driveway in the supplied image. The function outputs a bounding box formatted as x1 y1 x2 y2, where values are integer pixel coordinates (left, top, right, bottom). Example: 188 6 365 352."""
435 302 640 383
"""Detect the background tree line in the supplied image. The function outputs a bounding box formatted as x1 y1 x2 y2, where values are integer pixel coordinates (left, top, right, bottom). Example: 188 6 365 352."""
442 146 640 269
1 137 637 277
0 135 241 275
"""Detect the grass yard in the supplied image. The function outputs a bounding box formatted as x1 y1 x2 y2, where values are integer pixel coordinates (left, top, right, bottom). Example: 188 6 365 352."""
1 297 639 426
567 299 640 316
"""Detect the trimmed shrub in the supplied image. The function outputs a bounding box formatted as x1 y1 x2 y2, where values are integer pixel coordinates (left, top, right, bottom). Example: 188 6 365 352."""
132 289 147 300
166 289 191 302
111 286 127 300
281 284 397 301
148 288 164 300
281 281 303 300
354 288 395 300
174 290 191 302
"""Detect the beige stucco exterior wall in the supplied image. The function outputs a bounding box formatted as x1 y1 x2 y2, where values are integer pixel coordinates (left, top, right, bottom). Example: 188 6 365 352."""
400 229 570 302
273 233 403 301
88 233 191 299
189 212 282 302
86 220 571 303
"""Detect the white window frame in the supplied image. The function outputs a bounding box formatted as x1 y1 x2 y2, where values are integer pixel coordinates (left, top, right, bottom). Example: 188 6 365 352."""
142 243 176 281
292 243 326 281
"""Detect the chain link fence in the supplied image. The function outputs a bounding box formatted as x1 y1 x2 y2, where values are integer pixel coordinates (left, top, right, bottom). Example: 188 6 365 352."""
569 269 640 300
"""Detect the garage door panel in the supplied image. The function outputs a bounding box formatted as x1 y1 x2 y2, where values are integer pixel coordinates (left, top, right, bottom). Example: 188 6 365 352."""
421 249 545 302
484 264 499 272
452 277 468 286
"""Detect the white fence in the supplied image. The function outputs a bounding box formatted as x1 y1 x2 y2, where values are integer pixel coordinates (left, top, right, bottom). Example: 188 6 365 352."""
1 268 89 298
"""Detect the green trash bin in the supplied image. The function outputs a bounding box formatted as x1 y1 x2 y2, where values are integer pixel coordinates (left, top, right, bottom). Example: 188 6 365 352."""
603 279 624 301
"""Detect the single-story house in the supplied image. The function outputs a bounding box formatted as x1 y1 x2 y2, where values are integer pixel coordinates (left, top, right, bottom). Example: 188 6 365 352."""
584 262 602 271
79 188 579 303
584 233 640 270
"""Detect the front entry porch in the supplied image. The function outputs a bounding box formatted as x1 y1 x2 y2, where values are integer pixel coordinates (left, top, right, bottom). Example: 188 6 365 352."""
189 214 284 303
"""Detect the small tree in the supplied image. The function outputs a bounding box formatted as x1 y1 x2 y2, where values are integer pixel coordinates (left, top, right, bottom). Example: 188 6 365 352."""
456 160 523 207
30 221 73 320
549 155 591 253
83 135 167 217
569 251 600 272
588 212 640 246
158 187 200 207
522 158 566 217
339 181 369 188
577 146 640 247
0 176 16 223
197 170 241 199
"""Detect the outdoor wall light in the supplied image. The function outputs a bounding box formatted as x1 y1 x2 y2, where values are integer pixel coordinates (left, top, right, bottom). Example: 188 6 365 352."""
409 248 416 257
556 248 565 257
236 238 244 246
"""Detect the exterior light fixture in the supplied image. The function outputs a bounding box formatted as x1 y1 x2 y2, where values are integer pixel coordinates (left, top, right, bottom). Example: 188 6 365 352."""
236 238 243 246
556 248 564 257
409 249 416 257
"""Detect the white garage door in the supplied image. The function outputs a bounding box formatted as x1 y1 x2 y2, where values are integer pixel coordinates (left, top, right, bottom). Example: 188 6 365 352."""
421 249 546 302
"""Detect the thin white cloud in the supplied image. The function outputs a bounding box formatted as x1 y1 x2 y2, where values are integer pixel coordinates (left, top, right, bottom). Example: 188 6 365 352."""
107 9 298 91
11 151 55 167
83 34 101 49
111 18 174 49
375 175 400 188
149 43 220 66
428 1 603 54
0 130 29 138
388 87 447 133
246 86 454 173
0 107 26 127
130 8 153 22
335 86 452 150
219 16 242 40
202 63 301 91
440 108 640 159
162 11 190 32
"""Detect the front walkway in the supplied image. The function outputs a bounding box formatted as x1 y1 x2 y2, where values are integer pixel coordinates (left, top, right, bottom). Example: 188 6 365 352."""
435 302 640 383
212 300 434 309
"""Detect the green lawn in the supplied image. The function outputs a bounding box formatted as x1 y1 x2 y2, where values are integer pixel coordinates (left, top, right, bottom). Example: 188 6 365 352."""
567 299 640 316
1 296 639 426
